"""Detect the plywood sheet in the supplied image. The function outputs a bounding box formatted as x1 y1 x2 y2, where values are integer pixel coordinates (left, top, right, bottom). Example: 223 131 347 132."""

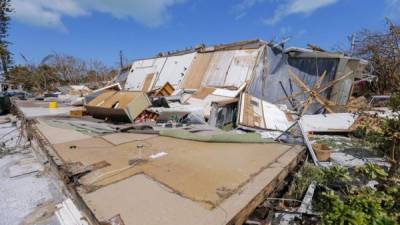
81 174 212 225
86 91 151 122
36 119 91 145
86 91 117 107
141 73 155 92
53 135 294 208
203 49 260 88
224 50 259 87
79 147 304 225
140 138 291 207
181 52 214 89
99 91 138 109
203 51 235 87
191 87 215 99
102 133 156 145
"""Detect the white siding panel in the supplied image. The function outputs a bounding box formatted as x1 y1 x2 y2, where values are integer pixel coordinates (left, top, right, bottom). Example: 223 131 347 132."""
125 58 166 91
154 53 196 88
300 113 357 133
262 101 292 131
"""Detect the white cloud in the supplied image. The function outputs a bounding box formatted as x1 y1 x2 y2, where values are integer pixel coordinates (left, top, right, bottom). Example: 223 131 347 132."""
232 0 265 20
12 0 86 31
264 0 338 25
11 0 186 30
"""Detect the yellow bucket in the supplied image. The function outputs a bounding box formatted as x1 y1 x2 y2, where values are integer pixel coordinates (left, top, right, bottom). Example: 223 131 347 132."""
48 101 58 109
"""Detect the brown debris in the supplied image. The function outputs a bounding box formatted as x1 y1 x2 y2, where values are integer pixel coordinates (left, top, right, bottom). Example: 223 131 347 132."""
100 214 125 225
63 161 111 177
346 96 369 112
349 114 383 134
191 87 216 99
153 82 175 97
312 142 331 161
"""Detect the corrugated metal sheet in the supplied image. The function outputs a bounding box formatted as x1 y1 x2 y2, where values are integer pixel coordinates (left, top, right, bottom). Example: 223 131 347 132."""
238 93 293 131
180 52 214 89
125 58 166 91
154 53 196 88
330 58 366 106
202 49 260 88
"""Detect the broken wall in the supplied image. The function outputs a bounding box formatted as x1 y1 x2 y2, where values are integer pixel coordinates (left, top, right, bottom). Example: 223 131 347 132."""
247 46 350 114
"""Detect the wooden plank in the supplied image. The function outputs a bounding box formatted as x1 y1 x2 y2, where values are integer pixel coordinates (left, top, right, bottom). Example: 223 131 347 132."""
154 82 175 96
181 52 214 89
229 148 306 225
141 73 155 92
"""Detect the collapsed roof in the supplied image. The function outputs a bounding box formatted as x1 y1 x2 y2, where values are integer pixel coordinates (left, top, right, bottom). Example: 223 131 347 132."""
117 40 366 115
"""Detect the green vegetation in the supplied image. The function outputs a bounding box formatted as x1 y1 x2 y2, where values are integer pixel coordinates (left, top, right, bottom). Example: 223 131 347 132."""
288 163 400 224
364 92 400 179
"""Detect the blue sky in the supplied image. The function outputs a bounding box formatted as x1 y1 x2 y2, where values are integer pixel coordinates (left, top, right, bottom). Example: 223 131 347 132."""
9 0 400 67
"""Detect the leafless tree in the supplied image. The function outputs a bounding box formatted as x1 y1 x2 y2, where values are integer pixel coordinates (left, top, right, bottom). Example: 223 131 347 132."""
41 54 88 84
352 19 400 94
8 54 117 93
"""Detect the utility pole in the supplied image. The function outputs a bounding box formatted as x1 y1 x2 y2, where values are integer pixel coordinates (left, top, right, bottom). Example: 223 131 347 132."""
350 33 356 56
119 50 123 69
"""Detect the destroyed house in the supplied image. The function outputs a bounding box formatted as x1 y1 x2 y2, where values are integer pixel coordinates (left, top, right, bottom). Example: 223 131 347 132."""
118 40 366 128
12 40 368 225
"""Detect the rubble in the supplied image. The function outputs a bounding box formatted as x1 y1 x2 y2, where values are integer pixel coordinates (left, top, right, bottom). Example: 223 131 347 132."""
4 39 393 225
0 116 73 225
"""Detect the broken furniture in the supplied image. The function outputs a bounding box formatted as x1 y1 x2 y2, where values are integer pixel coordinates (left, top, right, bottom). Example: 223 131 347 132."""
85 90 151 123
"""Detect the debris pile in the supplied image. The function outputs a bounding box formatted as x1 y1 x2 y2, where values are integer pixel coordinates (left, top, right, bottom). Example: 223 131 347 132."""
79 40 368 141
8 39 399 225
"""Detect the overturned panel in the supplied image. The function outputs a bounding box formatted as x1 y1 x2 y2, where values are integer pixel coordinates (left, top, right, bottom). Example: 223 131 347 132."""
85 91 151 122
238 93 294 131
